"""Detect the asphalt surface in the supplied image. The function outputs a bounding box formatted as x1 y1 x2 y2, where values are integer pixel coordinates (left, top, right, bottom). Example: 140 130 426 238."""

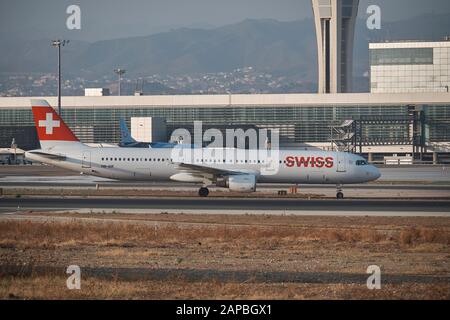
2 181 450 191
1 265 448 285
1 197 449 213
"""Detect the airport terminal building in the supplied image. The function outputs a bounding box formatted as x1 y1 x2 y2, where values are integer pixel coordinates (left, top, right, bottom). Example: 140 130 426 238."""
0 92 449 163
370 40 450 94
1 0 449 164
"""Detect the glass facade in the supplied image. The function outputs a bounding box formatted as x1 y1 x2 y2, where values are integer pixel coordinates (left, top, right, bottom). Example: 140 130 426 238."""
1 104 449 149
425 105 450 142
370 48 434 65
370 42 450 94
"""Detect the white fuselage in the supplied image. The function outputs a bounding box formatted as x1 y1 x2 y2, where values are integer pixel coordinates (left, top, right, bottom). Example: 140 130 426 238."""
26 142 381 185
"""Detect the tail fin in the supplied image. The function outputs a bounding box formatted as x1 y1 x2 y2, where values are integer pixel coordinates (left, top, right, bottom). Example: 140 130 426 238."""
31 99 80 148
119 118 137 145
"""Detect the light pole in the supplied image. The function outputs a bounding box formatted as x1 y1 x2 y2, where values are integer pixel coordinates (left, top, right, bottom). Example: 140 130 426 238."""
114 69 126 96
52 39 69 115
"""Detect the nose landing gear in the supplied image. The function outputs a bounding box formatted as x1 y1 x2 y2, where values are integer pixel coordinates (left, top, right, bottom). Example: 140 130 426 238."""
336 184 344 199
198 187 210 197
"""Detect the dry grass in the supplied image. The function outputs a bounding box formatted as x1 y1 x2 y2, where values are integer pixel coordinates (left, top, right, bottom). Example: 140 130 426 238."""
1 216 449 300
0 219 449 250
1 275 449 300
96 248 158 258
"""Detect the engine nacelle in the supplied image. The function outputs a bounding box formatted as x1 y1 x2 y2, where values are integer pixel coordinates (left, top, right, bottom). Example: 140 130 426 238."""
227 174 256 193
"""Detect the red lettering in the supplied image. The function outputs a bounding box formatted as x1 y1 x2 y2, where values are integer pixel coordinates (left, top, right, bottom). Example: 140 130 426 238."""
285 156 295 167
295 156 310 167
316 157 325 168
325 157 334 168
286 155 333 169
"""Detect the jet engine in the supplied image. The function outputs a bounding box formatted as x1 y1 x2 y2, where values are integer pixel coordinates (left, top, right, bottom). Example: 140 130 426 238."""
217 174 256 193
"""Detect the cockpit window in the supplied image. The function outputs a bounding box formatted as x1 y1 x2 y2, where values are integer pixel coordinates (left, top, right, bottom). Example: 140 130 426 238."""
356 160 368 166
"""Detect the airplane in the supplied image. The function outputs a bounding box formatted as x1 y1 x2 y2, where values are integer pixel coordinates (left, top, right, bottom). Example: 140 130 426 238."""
119 118 178 148
25 99 381 198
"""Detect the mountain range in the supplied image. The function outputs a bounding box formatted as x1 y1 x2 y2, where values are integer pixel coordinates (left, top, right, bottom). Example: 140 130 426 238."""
1 13 449 92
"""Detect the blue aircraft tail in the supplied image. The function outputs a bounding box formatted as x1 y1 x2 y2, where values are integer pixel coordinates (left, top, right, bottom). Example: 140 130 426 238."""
119 118 191 149
119 119 137 145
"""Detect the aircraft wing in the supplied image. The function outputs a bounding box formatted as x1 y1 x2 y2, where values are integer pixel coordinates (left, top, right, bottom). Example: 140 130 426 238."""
176 162 246 177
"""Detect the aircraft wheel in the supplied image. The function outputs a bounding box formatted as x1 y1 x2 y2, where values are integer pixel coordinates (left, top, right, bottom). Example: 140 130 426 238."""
336 192 344 199
199 187 209 197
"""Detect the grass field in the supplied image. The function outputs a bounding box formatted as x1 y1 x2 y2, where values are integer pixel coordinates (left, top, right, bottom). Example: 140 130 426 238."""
1 213 449 299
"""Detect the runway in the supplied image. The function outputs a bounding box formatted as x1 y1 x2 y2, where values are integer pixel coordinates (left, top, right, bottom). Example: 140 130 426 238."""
1 265 448 285
1 177 450 190
1 165 450 216
2 197 450 216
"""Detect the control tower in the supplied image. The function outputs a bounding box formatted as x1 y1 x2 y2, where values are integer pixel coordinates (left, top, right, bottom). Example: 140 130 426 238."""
311 0 359 93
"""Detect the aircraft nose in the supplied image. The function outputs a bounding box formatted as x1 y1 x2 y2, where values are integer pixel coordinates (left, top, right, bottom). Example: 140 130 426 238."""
371 166 381 180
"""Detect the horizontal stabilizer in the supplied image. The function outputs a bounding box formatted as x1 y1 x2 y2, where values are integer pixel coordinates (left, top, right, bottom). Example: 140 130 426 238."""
26 151 66 160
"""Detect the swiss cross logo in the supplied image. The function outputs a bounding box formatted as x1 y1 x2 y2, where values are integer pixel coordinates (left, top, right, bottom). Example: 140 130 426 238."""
39 112 60 134
31 101 79 142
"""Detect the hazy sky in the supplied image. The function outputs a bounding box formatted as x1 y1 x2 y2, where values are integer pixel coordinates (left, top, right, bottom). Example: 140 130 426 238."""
1 0 449 41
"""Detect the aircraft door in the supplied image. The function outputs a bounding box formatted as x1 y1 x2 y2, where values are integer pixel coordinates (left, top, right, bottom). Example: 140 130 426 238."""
336 152 347 173
82 151 91 168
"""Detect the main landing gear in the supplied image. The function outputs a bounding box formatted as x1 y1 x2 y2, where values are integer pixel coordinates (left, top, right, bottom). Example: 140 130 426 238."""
336 184 344 199
198 187 210 197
